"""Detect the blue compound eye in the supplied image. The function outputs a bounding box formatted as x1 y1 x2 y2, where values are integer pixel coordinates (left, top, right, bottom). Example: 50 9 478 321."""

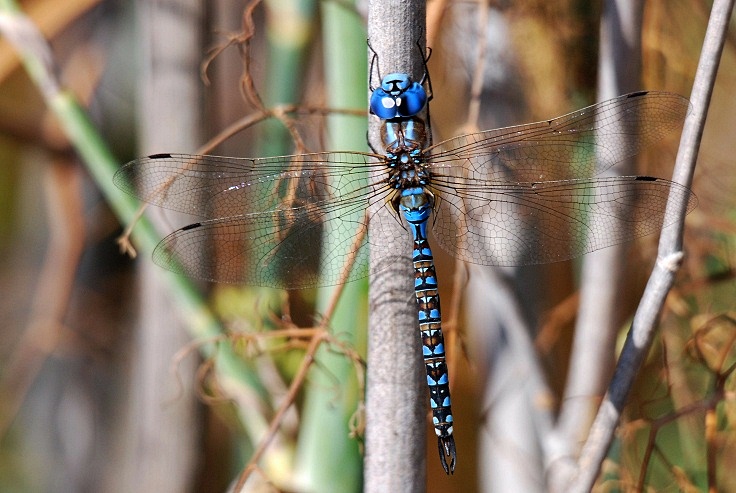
369 88 397 119
395 82 427 117
370 73 428 119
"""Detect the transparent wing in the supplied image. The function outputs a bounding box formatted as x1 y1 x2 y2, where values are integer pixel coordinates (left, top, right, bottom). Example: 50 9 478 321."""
425 91 689 182
113 151 386 217
115 151 406 288
113 93 694 286
149 192 412 288
429 175 697 266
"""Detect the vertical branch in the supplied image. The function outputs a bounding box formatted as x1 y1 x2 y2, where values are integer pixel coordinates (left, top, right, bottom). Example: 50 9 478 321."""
364 1 428 490
292 2 367 491
0 161 85 440
118 1 205 490
550 1 643 488
568 1 734 491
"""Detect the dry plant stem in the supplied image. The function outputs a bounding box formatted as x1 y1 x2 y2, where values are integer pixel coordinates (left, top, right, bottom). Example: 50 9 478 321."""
703 322 736 492
199 0 265 112
635 381 728 491
233 331 327 492
442 0 490 377
465 0 490 132
436 0 489 414
441 0 487 418
0 161 85 439
236 0 267 112
567 1 734 491
365 1 427 489
534 292 580 353
198 105 365 155
549 1 643 486
425 0 449 48
169 328 321 394
443 264 465 384
117 204 147 257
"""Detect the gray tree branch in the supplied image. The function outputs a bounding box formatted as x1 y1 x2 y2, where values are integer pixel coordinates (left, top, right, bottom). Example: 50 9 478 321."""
567 1 734 490
116 1 204 491
364 0 429 490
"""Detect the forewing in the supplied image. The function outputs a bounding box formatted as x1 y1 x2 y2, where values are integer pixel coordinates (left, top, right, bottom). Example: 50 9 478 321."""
425 92 689 182
113 152 383 218
116 151 396 287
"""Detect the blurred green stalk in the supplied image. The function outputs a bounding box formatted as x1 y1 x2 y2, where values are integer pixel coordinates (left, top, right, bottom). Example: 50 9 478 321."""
260 0 317 157
292 2 368 492
0 0 269 418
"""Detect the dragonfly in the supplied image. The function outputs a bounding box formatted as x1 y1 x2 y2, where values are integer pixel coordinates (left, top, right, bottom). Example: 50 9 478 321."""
115 66 696 474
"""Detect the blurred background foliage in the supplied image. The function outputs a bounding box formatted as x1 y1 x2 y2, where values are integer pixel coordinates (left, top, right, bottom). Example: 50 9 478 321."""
0 0 734 492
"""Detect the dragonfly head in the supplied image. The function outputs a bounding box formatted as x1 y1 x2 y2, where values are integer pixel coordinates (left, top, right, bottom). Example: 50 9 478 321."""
380 73 414 95
369 73 427 119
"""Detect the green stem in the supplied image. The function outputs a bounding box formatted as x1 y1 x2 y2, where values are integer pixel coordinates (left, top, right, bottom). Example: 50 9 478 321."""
0 1 267 409
292 2 368 491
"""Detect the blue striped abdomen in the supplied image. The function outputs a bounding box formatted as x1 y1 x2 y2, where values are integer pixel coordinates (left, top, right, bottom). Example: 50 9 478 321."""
398 187 456 474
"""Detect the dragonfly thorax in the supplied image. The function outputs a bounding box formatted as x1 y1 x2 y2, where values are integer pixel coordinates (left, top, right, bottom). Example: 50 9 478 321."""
387 151 429 190
383 116 430 190
381 118 427 153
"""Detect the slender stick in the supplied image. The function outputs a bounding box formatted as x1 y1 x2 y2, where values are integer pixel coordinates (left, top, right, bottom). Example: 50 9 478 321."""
568 1 734 491
364 1 428 490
